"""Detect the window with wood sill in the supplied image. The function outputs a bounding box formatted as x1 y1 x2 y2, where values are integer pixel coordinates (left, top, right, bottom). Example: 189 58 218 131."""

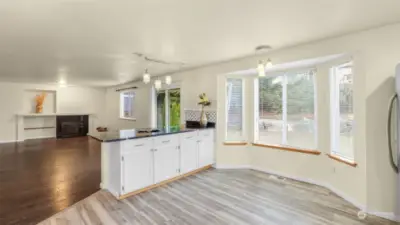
225 78 246 144
252 143 321 155
223 142 248 146
254 68 318 151
329 62 355 162
327 153 357 167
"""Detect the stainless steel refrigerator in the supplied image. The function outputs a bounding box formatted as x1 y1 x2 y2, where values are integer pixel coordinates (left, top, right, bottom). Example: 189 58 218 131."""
388 63 400 217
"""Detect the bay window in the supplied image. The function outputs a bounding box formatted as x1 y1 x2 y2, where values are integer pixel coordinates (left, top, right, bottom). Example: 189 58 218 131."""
226 78 245 142
255 69 317 150
330 62 354 161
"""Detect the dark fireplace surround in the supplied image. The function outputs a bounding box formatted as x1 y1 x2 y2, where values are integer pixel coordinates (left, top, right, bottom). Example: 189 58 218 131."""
56 115 89 138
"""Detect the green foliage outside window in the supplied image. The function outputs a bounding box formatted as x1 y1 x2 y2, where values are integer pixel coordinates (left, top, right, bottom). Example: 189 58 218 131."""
157 89 181 129
259 74 314 116
169 89 181 128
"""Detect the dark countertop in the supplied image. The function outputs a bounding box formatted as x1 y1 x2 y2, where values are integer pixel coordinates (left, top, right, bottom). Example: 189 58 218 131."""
89 127 214 142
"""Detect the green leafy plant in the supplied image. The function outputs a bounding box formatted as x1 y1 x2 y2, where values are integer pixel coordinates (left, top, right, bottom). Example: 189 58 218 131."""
198 93 211 108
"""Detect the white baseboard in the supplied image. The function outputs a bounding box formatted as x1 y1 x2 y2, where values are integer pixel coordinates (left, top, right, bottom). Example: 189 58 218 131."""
214 164 251 169
0 136 55 143
0 140 23 144
251 166 327 188
215 164 398 222
323 183 366 212
25 135 56 140
367 212 399 222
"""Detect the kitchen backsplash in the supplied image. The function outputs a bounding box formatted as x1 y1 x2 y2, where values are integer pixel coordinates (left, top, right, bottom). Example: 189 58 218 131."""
184 109 216 123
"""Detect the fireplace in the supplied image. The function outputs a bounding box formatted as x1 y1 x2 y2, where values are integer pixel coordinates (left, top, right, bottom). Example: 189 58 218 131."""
56 115 88 138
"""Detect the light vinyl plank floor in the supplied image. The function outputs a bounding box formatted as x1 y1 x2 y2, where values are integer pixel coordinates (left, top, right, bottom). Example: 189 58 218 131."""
37 169 398 225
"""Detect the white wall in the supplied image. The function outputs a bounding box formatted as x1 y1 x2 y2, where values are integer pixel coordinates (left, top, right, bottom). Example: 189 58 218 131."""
0 82 106 142
105 82 153 129
213 23 398 217
105 23 400 217
105 69 219 129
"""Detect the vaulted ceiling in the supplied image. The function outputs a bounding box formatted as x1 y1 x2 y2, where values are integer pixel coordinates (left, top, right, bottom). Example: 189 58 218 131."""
1 0 400 86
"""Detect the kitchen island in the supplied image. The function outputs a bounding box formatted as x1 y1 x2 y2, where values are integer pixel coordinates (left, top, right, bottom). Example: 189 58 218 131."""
89 127 215 199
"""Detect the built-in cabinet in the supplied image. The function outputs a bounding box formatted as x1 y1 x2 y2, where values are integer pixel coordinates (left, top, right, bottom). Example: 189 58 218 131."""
101 129 215 198
153 146 180 184
180 132 198 174
121 148 153 193
198 129 214 168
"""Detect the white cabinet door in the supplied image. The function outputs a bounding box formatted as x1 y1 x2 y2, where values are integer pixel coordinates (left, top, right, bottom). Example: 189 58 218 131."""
198 131 215 168
180 134 198 173
154 145 180 184
121 148 153 194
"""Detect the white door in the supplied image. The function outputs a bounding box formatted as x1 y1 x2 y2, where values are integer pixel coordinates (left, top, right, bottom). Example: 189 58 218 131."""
180 134 198 173
198 135 214 168
121 148 153 194
154 145 180 183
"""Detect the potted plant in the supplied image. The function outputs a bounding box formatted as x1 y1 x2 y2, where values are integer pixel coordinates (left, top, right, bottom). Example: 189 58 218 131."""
198 93 211 127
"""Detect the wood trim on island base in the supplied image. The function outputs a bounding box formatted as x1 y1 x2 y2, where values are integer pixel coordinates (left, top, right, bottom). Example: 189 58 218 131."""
326 154 357 167
252 143 321 155
118 165 213 200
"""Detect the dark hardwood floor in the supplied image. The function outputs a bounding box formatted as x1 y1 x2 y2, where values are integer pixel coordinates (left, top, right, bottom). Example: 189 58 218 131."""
0 137 101 225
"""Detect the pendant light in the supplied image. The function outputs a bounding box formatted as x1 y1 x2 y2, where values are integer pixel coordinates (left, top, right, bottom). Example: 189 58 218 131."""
143 69 150 84
265 58 273 68
154 79 162 90
255 45 273 77
165 76 172 85
257 60 265 77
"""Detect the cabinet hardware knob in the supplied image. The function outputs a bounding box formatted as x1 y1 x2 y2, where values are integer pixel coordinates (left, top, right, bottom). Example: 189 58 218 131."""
162 140 170 143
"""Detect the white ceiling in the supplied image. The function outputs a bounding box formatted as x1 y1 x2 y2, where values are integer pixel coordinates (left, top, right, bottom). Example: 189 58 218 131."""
1 0 400 86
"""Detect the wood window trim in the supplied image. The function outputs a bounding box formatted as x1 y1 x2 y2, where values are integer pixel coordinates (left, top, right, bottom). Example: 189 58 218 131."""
119 117 137 121
252 143 321 155
223 142 248 146
327 154 357 167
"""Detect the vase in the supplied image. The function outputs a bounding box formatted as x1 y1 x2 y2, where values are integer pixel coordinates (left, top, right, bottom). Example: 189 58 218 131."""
36 105 43 113
200 109 208 127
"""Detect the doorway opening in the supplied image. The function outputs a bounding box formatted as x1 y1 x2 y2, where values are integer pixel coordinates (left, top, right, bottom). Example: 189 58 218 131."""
156 88 181 129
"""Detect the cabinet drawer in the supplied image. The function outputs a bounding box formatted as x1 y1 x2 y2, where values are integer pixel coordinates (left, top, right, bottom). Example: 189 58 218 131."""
153 134 179 148
181 131 197 140
199 129 213 139
121 138 152 153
